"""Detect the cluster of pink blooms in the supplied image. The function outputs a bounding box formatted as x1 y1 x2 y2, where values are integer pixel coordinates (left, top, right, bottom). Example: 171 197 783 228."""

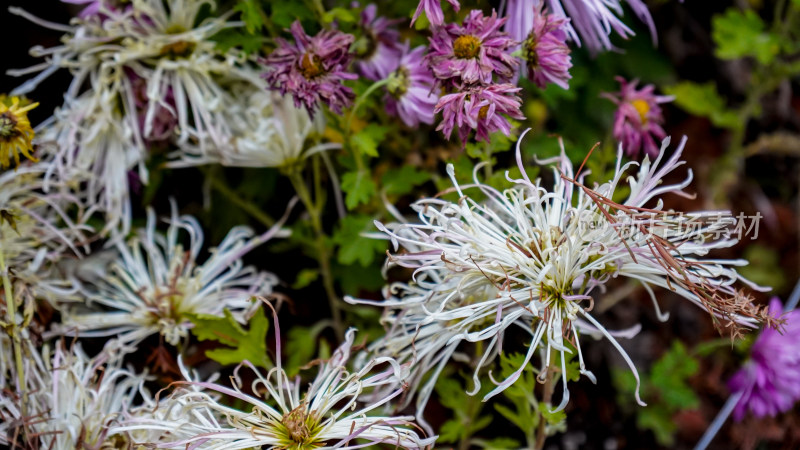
259 2 673 154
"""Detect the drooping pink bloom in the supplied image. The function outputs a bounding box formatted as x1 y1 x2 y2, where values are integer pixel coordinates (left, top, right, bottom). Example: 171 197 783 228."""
521 6 572 89
354 4 404 81
426 9 519 87
411 0 461 27
728 298 800 421
384 45 439 128
602 77 673 158
262 21 357 116
435 83 525 143
503 0 657 54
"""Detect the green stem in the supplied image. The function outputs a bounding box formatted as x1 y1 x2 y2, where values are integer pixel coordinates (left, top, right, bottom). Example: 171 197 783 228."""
534 355 556 450
287 170 344 337
345 78 391 172
0 245 27 423
207 169 276 228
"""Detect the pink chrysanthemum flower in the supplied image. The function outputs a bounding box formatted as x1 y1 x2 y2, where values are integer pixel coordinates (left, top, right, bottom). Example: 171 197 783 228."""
728 298 800 421
263 21 357 116
426 10 519 86
503 0 656 54
354 4 404 81
384 45 439 128
435 83 524 143
602 76 673 158
411 0 461 27
522 6 572 89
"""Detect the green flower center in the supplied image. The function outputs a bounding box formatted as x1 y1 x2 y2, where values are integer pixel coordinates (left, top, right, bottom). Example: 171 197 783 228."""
0 112 19 140
386 67 410 98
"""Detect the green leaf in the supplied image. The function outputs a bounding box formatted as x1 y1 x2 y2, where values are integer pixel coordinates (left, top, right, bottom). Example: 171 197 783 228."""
663 82 741 130
739 244 786 291
284 322 329 376
637 406 677 446
539 401 567 426
650 341 699 410
382 166 430 196
270 2 315 29
332 214 386 266
187 306 271 368
351 124 389 158
341 170 376 209
234 0 265 34
712 8 781 65
212 29 266 55
323 7 357 24
291 268 319 289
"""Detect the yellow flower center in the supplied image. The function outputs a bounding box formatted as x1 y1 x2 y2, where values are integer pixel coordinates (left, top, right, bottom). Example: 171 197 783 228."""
299 53 325 79
0 112 19 140
386 67 410 98
159 40 196 58
453 35 482 59
277 404 323 449
478 104 490 120
631 99 650 124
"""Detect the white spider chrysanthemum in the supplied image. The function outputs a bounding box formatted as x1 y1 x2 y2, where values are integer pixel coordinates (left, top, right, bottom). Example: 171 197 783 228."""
167 74 336 169
0 163 90 298
120 327 435 449
8 0 273 231
349 132 769 423
55 207 279 347
3 341 150 449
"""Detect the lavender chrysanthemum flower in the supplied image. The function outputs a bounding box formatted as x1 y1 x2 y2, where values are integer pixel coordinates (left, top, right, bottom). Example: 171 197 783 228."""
728 298 800 421
504 0 656 54
521 6 572 89
384 45 439 128
602 77 673 159
435 83 525 143
354 4 403 81
426 10 519 86
263 21 357 116
411 0 461 27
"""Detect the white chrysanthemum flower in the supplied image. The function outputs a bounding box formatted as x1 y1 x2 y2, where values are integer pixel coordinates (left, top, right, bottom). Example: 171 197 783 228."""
349 132 768 424
0 163 90 298
121 328 436 449
55 206 279 347
167 76 334 169
9 0 270 231
36 94 144 235
3 341 150 449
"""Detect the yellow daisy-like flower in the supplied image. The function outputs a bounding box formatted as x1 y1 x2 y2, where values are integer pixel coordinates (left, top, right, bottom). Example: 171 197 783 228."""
0 95 39 169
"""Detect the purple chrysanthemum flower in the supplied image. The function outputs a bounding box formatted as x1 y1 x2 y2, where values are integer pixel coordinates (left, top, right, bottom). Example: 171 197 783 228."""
521 5 572 89
426 9 519 86
503 0 656 54
602 76 673 159
435 83 525 143
411 0 461 27
384 45 439 128
262 21 357 116
354 4 404 81
61 0 130 20
728 298 800 421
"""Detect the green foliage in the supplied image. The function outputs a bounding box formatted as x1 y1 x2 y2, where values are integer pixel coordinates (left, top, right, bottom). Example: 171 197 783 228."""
663 82 741 130
351 124 390 158
271 2 315 29
291 268 320 289
613 341 700 446
332 214 386 266
494 353 540 447
479 437 523 449
382 166 430 196
284 322 330 376
739 244 786 291
186 305 271 369
435 374 494 445
712 8 781 65
322 7 358 24
234 0 266 33
341 170 377 209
